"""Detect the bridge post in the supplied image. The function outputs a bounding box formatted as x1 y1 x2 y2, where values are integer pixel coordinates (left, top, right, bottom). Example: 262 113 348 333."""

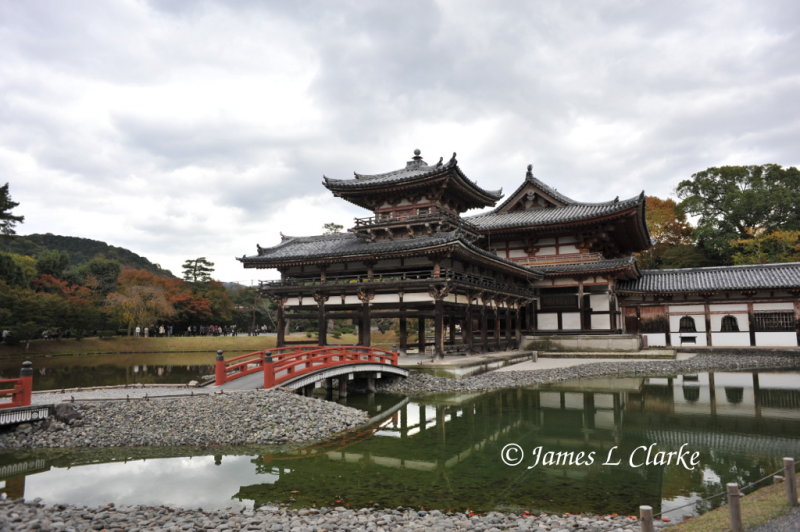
19 361 33 407
215 350 226 386
338 377 348 398
263 354 275 389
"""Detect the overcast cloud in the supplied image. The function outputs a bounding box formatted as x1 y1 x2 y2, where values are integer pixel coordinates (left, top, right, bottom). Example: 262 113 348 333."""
2 0 798 282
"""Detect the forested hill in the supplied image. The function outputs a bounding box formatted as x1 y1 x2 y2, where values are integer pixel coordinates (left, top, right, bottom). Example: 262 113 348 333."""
0 233 174 277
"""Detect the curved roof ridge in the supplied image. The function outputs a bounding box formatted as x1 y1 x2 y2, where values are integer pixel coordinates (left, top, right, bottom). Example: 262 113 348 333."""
640 261 800 275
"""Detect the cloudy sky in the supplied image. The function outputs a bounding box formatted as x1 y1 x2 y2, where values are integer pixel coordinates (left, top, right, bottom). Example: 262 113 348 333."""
2 0 799 283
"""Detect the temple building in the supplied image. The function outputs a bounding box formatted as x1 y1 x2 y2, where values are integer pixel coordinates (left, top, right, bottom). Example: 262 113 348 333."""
240 150 800 354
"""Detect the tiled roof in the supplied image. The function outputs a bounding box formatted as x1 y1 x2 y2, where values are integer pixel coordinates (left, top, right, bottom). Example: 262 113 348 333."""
617 262 800 293
536 256 639 275
469 195 644 230
240 231 542 278
322 151 502 199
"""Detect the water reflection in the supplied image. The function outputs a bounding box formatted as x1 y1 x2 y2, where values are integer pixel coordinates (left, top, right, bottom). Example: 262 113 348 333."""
1 370 799 516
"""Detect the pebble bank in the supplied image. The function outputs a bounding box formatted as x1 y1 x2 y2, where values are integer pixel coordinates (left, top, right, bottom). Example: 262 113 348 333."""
0 389 367 449
0 498 666 531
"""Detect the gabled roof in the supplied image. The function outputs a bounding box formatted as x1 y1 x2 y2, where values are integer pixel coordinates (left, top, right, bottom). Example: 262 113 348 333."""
617 262 800 294
322 150 502 210
493 164 576 212
239 230 543 279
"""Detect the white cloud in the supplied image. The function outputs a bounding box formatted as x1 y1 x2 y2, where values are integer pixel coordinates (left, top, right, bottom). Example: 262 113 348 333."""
1 0 798 281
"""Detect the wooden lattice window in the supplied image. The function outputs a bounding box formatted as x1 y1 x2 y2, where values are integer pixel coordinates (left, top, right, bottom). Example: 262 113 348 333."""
679 316 696 333
720 315 739 332
752 312 795 332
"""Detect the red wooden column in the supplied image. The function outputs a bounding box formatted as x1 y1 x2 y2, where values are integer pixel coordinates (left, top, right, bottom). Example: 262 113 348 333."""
215 350 226 385
19 361 33 406
263 354 275 388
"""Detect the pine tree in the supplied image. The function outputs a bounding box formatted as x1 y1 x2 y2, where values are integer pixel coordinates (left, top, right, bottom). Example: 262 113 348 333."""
0 183 24 235
182 257 215 283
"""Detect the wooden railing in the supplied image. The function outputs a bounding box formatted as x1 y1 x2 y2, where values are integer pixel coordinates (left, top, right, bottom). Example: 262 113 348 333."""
215 345 399 389
0 361 33 409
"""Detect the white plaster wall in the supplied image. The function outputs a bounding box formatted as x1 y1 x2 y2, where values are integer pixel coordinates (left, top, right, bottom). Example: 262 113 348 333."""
562 312 581 330
671 333 707 346
710 303 748 312
508 249 528 258
670 314 705 332
590 314 610 330
539 392 560 408
711 313 749 331
372 294 400 304
643 333 667 347
711 332 751 346
755 332 798 346
564 392 583 409
538 246 557 255
538 313 558 329
754 302 794 311
589 294 610 312
560 244 579 254
285 297 301 307
344 295 361 305
538 237 556 245
404 292 433 303
670 304 705 313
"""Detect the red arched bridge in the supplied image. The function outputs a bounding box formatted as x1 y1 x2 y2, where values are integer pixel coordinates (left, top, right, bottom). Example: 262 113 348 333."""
214 345 409 391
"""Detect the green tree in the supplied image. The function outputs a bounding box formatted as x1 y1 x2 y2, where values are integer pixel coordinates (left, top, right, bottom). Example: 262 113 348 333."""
731 229 800 265
0 252 25 286
75 257 121 295
36 249 70 277
182 257 215 283
0 183 24 235
676 164 800 262
323 222 343 234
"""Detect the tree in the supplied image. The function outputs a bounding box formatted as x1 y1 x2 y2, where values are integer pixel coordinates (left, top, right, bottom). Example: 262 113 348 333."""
636 196 696 269
323 222 343 234
182 257 215 283
36 249 70 278
731 229 800 265
676 164 800 262
106 269 175 334
0 183 24 235
74 257 121 295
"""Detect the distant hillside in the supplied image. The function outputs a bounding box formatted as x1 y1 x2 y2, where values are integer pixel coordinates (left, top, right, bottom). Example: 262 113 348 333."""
0 233 174 277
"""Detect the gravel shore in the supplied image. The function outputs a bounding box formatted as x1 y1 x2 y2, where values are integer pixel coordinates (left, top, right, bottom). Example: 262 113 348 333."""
379 352 800 395
0 389 367 449
0 498 665 531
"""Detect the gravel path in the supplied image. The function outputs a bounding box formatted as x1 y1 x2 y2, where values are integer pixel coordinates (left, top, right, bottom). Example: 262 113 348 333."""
0 389 367 449
379 352 800 395
0 499 668 531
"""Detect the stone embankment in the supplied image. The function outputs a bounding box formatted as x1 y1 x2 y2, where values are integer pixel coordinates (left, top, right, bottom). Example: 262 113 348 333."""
381 353 800 395
0 389 367 449
0 499 664 531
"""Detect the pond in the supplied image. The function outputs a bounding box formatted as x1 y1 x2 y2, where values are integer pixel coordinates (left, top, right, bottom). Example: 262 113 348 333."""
1 369 799 519
0 353 216 390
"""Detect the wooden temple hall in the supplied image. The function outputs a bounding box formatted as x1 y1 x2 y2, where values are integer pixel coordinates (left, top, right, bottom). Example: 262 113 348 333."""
239 149 656 357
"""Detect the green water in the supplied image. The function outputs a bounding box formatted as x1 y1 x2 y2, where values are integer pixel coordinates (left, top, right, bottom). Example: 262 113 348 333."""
1 370 799 517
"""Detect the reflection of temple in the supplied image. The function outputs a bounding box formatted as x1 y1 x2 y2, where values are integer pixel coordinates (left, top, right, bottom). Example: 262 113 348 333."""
233 372 800 513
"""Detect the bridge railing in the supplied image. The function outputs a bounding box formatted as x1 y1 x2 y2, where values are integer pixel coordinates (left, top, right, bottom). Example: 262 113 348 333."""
214 345 397 388
0 361 33 409
214 346 398 387
264 346 398 389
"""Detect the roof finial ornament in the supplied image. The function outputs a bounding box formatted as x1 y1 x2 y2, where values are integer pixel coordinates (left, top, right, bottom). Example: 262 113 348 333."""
412 148 422 160
436 156 443 167
526 164 533 179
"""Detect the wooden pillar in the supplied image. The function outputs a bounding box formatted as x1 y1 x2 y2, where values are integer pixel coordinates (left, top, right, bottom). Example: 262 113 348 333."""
358 289 372 346
481 302 489 353
747 301 756 346
276 298 286 347
315 293 328 346
448 315 456 345
465 299 474 353
704 300 712 346
399 313 408 355
577 279 585 330
514 304 522 348
608 279 618 331
418 317 426 354
494 304 501 351
504 305 512 349
434 298 444 359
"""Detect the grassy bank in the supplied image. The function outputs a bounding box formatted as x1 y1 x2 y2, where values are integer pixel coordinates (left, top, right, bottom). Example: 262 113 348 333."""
0 332 401 358
672 479 797 531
